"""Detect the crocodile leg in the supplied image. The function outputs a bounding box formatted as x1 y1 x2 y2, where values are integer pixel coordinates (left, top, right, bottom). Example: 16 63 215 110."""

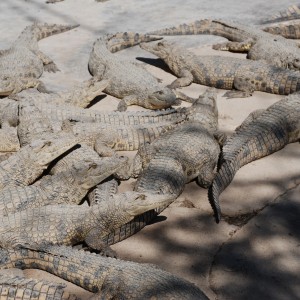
212 39 253 52
33 49 60 72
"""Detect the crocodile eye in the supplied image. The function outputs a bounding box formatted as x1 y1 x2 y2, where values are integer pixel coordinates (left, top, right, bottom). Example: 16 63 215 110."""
157 42 163 47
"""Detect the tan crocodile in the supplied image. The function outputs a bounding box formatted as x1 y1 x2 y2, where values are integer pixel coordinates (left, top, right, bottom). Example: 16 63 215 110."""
0 22 79 95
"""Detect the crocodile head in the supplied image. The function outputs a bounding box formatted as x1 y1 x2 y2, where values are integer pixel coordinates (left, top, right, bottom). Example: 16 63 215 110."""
72 155 129 190
31 135 78 167
92 191 175 233
140 41 171 60
148 87 181 109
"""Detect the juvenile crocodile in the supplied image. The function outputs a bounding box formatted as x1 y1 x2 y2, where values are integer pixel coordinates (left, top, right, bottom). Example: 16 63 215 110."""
0 274 79 300
0 192 175 257
0 245 208 299
209 93 300 223
12 78 109 108
147 19 300 70
0 136 78 191
0 97 189 128
140 40 300 98
67 120 180 151
0 22 79 95
0 156 128 216
88 33 181 111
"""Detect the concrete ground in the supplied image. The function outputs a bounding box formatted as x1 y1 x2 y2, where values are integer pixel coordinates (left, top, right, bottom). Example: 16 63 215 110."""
0 0 299 299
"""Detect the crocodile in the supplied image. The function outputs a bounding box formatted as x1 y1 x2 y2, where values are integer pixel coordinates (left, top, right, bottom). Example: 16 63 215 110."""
12 77 109 108
67 120 181 152
102 89 221 240
0 245 208 299
262 20 300 39
0 122 20 152
0 136 78 191
0 274 79 300
0 192 175 257
87 177 162 246
0 97 189 129
147 19 300 70
88 177 119 205
88 32 182 111
209 92 300 223
260 4 300 24
0 156 128 216
0 22 79 96
140 40 300 98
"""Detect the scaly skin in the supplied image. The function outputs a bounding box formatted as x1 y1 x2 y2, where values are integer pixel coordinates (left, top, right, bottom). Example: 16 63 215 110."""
88 177 119 205
260 4 300 24
91 89 224 246
209 93 300 223
0 97 189 127
0 245 208 299
68 120 180 151
17 99 54 146
0 274 79 300
0 23 79 95
0 122 20 152
88 33 181 110
0 156 128 215
262 20 300 39
140 40 300 98
147 19 300 70
0 137 78 190
87 178 161 247
0 192 175 256
13 78 109 108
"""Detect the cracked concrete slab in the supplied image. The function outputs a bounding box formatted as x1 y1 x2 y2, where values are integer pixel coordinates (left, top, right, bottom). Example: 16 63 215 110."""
210 184 300 300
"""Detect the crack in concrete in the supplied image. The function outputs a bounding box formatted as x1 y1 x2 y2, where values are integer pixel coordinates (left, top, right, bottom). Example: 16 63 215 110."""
207 179 300 299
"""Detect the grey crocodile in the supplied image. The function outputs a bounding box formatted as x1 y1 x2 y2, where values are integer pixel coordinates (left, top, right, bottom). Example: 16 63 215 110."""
209 92 300 223
262 20 300 39
0 156 128 216
0 97 189 129
0 22 79 95
0 274 79 300
147 19 300 70
88 32 182 110
0 136 78 191
0 245 208 299
0 192 174 257
140 40 300 98
12 78 109 108
67 119 181 152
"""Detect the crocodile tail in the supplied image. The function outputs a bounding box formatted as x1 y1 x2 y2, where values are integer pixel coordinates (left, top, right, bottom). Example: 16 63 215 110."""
260 4 300 24
33 23 79 41
208 160 237 223
106 32 163 53
147 19 217 36
263 21 300 39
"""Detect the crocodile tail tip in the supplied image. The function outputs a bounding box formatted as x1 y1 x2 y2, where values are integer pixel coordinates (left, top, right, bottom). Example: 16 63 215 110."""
208 180 222 223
